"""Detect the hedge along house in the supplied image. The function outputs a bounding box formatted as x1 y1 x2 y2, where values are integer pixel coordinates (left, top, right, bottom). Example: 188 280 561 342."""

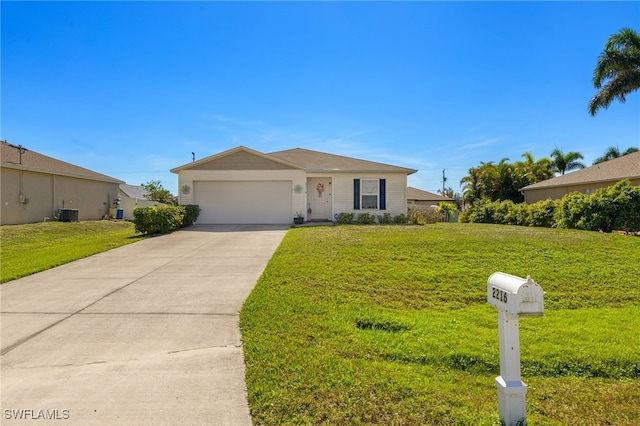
170 146 417 225
1 141 123 225
520 151 640 204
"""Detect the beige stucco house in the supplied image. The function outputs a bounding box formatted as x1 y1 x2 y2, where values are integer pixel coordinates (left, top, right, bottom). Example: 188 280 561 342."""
520 151 640 203
1 141 123 225
118 183 166 221
170 146 417 224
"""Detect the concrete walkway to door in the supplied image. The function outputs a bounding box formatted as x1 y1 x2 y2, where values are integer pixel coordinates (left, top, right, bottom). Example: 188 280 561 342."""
1 225 289 425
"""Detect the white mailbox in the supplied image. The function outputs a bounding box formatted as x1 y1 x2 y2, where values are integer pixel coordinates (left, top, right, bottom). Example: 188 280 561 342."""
487 272 544 317
488 272 544 426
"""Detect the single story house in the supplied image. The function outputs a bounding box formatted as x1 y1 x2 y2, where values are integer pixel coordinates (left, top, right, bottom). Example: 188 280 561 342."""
406 186 458 222
1 141 123 225
118 183 165 221
170 146 417 224
406 186 454 207
520 151 640 203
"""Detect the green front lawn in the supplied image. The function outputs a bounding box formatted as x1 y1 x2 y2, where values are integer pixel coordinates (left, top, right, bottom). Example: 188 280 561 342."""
0 220 145 283
241 224 640 425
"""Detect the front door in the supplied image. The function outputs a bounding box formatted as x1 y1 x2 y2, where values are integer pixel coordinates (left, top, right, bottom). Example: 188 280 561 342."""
307 178 332 221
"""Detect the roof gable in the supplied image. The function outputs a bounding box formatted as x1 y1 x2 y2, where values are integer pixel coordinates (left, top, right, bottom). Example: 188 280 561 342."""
522 151 640 191
1 141 123 184
170 146 301 172
268 148 417 174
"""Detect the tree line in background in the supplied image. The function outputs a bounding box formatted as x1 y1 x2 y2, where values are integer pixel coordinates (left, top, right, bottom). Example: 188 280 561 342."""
458 146 638 206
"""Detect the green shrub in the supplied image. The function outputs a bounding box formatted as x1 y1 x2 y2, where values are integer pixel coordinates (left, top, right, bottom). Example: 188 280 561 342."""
181 204 201 227
393 213 408 224
133 206 184 235
463 180 640 233
529 199 557 228
555 180 640 232
336 212 355 225
492 199 513 225
609 180 640 232
377 213 393 224
356 212 376 224
507 201 530 226
466 199 495 223
555 192 592 230
407 207 441 225
467 198 556 228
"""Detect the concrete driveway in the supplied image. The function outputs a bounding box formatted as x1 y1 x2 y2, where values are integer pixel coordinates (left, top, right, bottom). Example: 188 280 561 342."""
1 225 289 425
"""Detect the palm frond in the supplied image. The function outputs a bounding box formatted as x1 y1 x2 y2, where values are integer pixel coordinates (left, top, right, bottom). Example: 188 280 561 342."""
589 27 640 115
589 69 640 115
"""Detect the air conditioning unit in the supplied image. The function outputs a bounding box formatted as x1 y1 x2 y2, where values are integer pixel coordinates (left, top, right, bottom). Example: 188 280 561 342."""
59 209 79 222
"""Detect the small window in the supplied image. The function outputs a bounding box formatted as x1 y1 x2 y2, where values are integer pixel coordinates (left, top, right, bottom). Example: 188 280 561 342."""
361 179 379 209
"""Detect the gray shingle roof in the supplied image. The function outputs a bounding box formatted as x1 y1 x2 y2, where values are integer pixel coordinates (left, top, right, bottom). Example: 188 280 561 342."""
171 146 417 174
521 151 640 190
407 186 453 202
1 141 123 183
268 148 417 173
119 184 150 199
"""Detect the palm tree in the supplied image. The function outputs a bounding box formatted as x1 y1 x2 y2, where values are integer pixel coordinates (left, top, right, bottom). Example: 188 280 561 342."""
461 162 495 204
550 148 586 175
516 152 554 185
589 27 640 116
460 166 484 205
486 158 520 202
593 146 640 164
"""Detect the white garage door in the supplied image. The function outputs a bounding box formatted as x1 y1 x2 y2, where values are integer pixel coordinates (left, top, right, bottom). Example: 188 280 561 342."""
194 181 292 224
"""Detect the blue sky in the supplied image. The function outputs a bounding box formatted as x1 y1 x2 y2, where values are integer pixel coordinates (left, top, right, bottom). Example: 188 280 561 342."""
2 1 639 195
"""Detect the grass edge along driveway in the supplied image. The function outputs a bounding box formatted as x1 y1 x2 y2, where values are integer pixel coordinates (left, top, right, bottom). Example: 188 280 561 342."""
241 223 640 425
1 220 146 283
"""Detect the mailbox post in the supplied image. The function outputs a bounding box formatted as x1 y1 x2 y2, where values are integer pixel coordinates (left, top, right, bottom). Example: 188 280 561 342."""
487 272 544 426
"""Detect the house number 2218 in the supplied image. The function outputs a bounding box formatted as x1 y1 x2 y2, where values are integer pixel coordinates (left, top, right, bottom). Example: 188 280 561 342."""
491 287 508 304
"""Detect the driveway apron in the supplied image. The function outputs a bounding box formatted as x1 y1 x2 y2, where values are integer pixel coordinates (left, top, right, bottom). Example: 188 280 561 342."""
1 225 289 425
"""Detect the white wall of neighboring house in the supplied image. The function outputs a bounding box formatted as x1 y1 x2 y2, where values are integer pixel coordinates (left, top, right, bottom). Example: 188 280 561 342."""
118 197 163 221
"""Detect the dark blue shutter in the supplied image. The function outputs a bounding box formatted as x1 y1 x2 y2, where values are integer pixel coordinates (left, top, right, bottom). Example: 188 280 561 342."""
354 179 360 210
380 179 386 210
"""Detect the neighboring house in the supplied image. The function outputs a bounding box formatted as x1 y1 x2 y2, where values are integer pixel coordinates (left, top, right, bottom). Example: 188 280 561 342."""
170 146 417 224
406 186 458 222
1 141 123 225
118 184 164 221
406 186 454 207
520 151 640 203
